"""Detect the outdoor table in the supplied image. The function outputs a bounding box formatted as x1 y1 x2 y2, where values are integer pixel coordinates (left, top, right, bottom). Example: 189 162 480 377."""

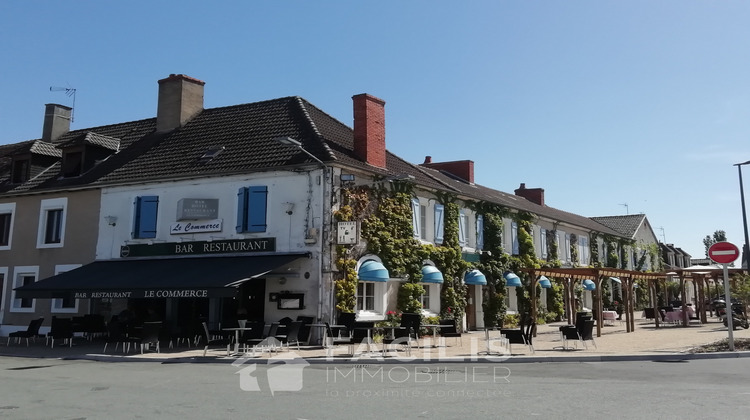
422 324 452 347
602 311 618 326
222 327 254 354
664 311 684 324
306 323 345 346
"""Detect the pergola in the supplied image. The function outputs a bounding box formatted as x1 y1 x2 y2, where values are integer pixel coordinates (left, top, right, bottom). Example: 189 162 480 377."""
524 267 668 338
664 265 746 325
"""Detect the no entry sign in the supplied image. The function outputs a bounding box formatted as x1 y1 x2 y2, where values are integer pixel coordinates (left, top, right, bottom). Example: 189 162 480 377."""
708 241 740 264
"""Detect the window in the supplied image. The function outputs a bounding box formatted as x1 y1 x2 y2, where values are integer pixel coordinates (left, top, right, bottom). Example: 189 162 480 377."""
61 151 83 177
0 203 15 249
476 214 484 250
51 264 80 313
12 267 38 312
133 196 159 239
540 228 548 259
411 198 421 239
236 186 268 233
37 198 67 248
579 236 589 265
420 286 431 310
458 209 468 247
434 204 444 244
357 282 375 311
511 222 519 255
0 268 6 315
11 158 30 183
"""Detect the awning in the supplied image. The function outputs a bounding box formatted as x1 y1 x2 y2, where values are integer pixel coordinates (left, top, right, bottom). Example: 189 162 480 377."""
358 260 389 282
421 265 444 284
14 253 309 299
538 276 552 288
464 269 487 286
609 277 621 283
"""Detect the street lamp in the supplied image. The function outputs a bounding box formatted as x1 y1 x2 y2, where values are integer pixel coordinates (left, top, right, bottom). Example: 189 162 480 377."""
735 159 750 273
273 137 327 168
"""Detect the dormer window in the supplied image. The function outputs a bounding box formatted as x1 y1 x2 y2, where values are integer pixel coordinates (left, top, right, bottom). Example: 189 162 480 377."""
61 150 83 177
11 158 30 183
198 146 225 164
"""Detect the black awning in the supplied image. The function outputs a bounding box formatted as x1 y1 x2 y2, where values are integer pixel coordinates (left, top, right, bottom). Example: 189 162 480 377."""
14 253 309 299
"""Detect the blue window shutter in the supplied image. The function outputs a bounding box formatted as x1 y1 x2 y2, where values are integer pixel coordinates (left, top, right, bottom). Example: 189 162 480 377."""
476 214 484 250
247 186 268 232
511 221 519 255
411 198 420 239
236 187 248 233
434 204 444 244
134 196 158 239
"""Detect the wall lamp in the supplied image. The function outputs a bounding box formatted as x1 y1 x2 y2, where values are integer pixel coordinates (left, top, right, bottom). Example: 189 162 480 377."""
105 216 117 226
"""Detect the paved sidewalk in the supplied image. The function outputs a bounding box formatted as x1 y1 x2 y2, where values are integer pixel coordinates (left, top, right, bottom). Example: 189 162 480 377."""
2 316 749 364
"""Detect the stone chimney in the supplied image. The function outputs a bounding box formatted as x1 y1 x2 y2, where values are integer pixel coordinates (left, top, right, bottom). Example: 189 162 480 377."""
420 158 474 183
352 93 386 169
42 103 72 143
514 183 545 206
156 74 205 132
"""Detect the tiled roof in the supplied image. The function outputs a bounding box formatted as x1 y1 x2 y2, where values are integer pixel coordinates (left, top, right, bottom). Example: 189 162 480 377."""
590 214 646 239
0 94 627 239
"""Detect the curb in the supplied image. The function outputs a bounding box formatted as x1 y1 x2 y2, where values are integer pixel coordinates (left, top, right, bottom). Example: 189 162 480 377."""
3 350 744 365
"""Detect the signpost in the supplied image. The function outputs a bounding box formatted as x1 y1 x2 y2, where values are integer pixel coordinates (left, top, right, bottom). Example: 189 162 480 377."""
708 241 740 351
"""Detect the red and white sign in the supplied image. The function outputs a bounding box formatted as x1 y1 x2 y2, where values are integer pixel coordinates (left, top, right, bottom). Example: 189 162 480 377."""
708 241 740 264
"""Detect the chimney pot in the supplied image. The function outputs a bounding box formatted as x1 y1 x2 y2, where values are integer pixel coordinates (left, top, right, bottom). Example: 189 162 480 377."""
514 183 545 206
424 156 432 164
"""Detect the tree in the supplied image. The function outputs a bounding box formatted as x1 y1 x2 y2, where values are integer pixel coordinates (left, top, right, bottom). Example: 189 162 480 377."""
703 230 727 257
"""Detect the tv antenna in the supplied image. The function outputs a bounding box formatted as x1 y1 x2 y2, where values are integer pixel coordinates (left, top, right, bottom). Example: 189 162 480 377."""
619 203 629 214
49 86 77 122
657 227 666 243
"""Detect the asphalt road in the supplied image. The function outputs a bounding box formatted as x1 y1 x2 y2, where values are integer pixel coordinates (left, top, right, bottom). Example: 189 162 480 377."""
1 356 749 419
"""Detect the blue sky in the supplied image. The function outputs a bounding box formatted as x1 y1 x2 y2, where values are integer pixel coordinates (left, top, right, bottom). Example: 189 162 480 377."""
1 1 749 258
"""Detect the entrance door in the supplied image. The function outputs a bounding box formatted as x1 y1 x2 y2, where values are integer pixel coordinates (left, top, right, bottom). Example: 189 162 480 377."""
241 280 266 322
466 285 476 330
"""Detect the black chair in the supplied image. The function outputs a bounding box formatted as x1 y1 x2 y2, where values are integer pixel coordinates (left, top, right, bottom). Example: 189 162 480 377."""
501 317 534 354
579 319 597 349
47 317 74 349
439 318 462 346
8 317 44 346
296 316 314 344
349 322 376 355
276 320 303 351
560 324 582 350
381 325 413 355
244 322 282 354
130 321 162 354
201 322 231 357
400 313 422 341
337 312 357 337
103 319 127 353
323 322 355 355
83 314 108 340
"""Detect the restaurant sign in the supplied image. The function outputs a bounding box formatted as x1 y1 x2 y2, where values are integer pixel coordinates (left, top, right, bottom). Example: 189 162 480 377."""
176 198 219 220
120 238 276 258
72 288 237 299
170 219 223 234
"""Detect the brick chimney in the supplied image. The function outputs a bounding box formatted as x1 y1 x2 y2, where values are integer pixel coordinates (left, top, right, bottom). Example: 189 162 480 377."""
514 183 545 206
420 158 474 183
352 93 386 168
156 74 205 132
42 103 72 143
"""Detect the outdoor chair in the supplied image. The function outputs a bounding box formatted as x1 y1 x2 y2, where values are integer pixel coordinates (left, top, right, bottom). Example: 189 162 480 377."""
296 316 314 344
130 321 162 354
400 312 422 341
579 319 597 349
323 322 355 356
438 318 462 346
201 322 231 357
276 320 303 351
8 317 44 346
501 317 535 354
244 322 281 354
560 324 582 350
337 312 357 337
103 319 128 353
381 325 413 356
46 317 74 349
348 322 376 355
